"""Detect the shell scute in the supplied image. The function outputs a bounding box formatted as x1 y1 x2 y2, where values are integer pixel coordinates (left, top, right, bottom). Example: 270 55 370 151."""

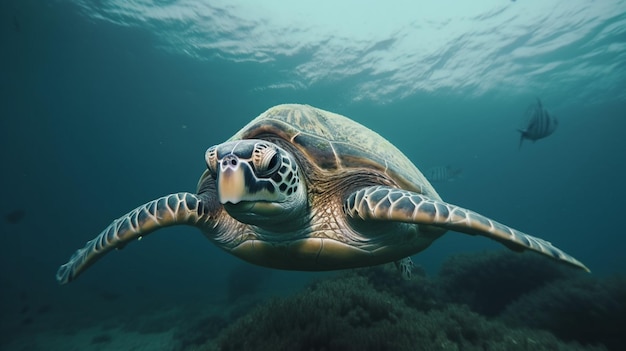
292 133 339 171
229 104 440 200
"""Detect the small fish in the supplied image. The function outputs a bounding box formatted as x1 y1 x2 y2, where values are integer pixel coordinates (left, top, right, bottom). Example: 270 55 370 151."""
99 291 121 301
37 304 52 315
227 263 272 302
424 166 462 183
13 16 21 33
518 98 558 149
5 209 25 224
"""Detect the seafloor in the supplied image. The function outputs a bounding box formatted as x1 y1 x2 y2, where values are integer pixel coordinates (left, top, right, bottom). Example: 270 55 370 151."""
2 251 624 351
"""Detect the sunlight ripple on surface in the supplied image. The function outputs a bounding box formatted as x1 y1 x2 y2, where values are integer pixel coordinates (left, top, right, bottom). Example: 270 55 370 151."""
74 0 626 103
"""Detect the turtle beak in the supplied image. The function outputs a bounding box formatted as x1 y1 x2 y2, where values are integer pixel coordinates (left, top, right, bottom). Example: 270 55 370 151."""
217 155 247 204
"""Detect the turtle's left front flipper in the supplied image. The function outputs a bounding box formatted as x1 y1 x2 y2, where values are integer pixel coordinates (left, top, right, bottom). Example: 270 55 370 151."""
56 192 213 285
345 186 589 272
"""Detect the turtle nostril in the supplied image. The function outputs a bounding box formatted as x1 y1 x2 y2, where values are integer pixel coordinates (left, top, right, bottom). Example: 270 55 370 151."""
221 156 239 168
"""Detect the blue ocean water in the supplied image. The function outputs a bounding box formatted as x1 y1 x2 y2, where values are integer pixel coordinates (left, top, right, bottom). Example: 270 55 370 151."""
1 0 625 349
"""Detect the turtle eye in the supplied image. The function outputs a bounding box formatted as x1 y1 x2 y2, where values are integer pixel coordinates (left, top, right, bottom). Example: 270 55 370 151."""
267 153 279 171
205 146 218 177
256 150 281 178
252 142 282 178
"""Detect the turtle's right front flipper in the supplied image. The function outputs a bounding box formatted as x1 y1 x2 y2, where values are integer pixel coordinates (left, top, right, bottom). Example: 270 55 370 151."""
56 192 212 284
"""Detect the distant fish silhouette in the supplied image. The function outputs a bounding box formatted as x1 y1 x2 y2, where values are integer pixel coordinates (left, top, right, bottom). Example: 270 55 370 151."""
227 263 272 302
37 304 52 315
98 291 121 302
13 16 21 33
5 209 25 224
518 99 558 149
424 166 462 183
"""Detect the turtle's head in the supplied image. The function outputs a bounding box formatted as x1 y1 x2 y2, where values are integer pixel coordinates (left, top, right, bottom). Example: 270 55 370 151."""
205 139 307 227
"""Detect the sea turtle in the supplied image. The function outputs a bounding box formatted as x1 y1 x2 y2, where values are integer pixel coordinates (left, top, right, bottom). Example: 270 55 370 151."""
56 104 588 284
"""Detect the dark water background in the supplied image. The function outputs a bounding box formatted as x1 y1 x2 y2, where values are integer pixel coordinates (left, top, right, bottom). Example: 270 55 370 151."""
1 0 625 349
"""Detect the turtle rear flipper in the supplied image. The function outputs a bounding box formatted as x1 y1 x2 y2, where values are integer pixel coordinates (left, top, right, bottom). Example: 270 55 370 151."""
394 257 414 280
345 186 589 272
56 193 211 284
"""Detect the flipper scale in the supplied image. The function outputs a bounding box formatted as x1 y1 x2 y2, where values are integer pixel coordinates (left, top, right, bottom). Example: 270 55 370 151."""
56 192 208 284
345 186 589 272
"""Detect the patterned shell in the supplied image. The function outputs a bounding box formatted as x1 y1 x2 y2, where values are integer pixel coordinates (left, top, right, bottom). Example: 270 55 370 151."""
227 104 441 201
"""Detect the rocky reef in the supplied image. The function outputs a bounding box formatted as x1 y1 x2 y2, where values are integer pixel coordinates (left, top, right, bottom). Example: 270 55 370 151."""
170 251 624 351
